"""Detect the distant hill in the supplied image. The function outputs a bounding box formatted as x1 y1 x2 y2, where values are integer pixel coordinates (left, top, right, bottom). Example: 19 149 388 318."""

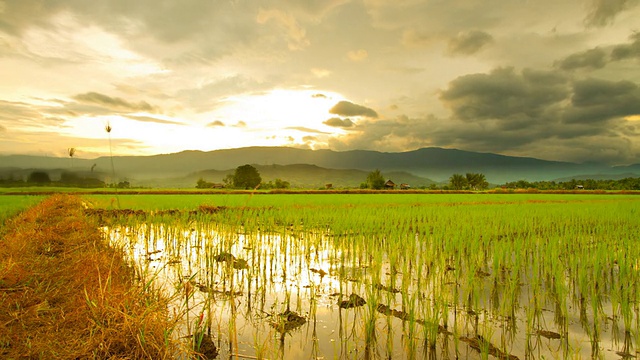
611 163 640 174
0 146 633 186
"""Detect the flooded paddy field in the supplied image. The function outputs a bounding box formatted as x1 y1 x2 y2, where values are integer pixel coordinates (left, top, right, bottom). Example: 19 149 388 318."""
87 194 640 359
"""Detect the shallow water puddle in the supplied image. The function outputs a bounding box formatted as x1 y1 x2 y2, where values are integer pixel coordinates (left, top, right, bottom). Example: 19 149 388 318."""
106 223 636 359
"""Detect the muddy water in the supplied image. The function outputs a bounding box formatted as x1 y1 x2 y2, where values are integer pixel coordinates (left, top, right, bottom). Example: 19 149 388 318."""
107 224 635 359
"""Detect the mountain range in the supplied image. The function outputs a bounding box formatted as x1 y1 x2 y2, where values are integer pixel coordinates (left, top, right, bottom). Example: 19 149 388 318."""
1 147 638 188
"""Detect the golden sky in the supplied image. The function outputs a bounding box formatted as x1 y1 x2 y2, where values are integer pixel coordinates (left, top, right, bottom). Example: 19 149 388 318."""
1 0 640 164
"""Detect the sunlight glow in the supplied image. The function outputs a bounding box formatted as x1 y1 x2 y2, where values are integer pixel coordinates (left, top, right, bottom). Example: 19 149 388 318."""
214 89 345 129
53 88 352 156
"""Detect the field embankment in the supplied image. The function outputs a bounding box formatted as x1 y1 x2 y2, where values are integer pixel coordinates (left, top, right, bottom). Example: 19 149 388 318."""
0 195 175 358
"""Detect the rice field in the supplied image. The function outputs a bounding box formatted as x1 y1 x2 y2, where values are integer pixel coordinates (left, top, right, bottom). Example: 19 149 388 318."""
85 193 640 359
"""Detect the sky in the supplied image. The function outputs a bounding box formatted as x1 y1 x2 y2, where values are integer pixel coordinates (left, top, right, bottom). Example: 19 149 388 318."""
1 0 640 165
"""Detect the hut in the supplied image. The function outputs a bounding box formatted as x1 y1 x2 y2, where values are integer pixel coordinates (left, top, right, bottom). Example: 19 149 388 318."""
384 180 396 189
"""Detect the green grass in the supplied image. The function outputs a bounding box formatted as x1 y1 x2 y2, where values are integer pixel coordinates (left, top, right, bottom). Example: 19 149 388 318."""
0 195 46 226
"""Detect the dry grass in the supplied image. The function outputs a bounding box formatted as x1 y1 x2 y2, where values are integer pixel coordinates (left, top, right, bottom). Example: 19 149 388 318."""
0 194 176 358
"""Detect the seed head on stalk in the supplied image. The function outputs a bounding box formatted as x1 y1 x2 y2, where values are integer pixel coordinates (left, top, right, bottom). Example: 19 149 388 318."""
68 147 76 168
104 120 119 207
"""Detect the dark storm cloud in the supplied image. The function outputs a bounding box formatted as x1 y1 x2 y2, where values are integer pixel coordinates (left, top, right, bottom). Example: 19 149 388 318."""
447 30 493 56
329 101 378 118
439 67 569 129
584 0 638 27
207 120 225 127
564 78 640 124
329 66 640 164
330 112 639 165
611 32 640 60
323 117 354 128
329 115 452 153
556 48 607 70
73 92 157 113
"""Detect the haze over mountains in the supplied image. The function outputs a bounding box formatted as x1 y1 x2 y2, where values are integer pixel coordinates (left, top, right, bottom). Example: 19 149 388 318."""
1 147 638 188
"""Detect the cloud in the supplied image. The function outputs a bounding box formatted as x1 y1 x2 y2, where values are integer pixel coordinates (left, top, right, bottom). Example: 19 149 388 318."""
0 100 40 122
286 126 330 134
125 115 184 126
327 66 640 164
584 0 638 27
0 124 6 132
439 67 569 128
176 75 273 112
323 117 355 128
234 121 247 128
0 99 67 128
0 1 266 65
554 32 640 72
347 49 368 62
556 48 607 70
611 32 640 60
328 111 640 165
2 0 640 164
73 92 157 113
401 29 436 48
207 120 225 127
564 78 640 124
329 101 378 118
328 115 439 152
447 30 493 56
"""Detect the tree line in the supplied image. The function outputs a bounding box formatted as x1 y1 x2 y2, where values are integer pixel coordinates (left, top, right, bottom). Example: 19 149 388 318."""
5 165 638 191
447 173 489 190
502 177 640 190
0 171 107 188
361 170 490 190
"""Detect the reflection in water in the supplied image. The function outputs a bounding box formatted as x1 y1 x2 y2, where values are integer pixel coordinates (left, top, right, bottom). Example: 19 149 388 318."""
106 221 637 359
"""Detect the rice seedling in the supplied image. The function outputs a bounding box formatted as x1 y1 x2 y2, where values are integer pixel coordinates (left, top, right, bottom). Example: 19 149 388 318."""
84 192 640 359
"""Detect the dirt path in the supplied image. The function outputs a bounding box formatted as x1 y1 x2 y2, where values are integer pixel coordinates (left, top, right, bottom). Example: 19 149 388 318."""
0 195 175 358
